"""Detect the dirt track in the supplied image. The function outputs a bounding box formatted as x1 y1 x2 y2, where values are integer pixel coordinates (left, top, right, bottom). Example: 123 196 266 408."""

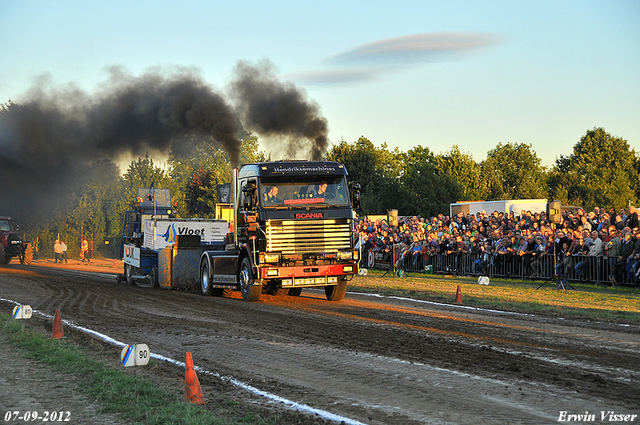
1 260 639 424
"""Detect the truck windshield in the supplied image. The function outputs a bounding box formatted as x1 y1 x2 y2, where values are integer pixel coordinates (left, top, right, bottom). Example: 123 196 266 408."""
0 220 10 232
260 176 349 207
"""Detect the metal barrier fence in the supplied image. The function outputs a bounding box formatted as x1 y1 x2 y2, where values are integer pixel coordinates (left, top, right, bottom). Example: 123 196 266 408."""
361 247 637 286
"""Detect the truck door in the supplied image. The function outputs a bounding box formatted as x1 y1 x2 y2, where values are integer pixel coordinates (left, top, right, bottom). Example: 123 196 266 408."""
237 179 258 244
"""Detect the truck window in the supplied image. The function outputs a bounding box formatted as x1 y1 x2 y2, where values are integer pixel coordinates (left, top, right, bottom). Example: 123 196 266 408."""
259 176 349 207
241 180 258 210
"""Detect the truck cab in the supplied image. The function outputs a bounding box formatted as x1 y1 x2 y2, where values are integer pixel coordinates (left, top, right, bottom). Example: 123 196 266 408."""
200 161 360 301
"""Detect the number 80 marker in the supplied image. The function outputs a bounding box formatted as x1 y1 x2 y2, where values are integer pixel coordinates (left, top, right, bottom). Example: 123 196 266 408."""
13 305 33 319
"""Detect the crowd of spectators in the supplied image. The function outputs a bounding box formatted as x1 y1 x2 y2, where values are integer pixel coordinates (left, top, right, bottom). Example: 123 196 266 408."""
356 206 640 286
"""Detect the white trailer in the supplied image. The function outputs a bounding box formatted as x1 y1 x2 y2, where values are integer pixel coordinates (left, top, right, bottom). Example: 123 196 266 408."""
450 199 548 217
142 218 228 250
122 218 229 288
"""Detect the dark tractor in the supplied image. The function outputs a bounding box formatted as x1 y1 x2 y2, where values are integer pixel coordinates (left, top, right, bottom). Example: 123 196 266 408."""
0 216 33 265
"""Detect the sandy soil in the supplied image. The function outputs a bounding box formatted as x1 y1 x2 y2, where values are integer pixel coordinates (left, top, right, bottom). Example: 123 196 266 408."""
1 260 639 424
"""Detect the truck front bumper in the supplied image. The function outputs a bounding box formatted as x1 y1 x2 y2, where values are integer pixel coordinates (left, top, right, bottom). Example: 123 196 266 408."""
258 263 357 286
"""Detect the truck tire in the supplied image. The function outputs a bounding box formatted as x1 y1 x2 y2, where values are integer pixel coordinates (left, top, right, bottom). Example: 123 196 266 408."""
201 260 232 297
274 287 289 296
0 244 5 265
325 280 347 301
288 288 302 297
239 257 261 302
200 261 213 296
266 285 288 296
124 264 135 285
212 288 233 297
21 243 33 265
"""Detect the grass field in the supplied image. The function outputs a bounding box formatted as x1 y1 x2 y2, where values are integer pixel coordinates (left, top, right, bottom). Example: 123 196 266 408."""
349 270 640 323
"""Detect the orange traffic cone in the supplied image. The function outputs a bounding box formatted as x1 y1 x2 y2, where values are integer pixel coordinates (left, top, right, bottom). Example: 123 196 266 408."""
112 259 117 268
184 352 205 404
52 309 64 339
455 285 463 303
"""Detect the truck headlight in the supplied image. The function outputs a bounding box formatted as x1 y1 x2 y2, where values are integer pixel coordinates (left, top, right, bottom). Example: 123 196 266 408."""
338 251 352 260
260 252 280 263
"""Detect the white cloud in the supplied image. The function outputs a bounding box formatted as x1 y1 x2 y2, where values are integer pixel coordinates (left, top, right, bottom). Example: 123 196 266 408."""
289 32 502 85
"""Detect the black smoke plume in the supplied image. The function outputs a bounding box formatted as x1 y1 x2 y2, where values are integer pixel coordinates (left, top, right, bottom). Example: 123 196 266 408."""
0 62 330 222
0 67 242 220
228 60 329 160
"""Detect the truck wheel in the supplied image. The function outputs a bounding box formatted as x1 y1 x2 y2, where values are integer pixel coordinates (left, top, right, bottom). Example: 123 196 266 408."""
21 244 33 265
124 264 135 285
239 257 261 302
212 288 233 297
0 244 5 265
200 261 212 296
288 288 302 297
325 280 347 301
266 285 288 296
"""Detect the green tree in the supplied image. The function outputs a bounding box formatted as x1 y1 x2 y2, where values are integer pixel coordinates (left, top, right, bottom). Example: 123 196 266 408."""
184 167 217 216
481 142 547 200
434 145 486 201
548 128 639 209
326 137 402 215
399 146 462 217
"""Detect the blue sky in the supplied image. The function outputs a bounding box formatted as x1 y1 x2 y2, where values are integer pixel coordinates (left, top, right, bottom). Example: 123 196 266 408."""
1 0 638 167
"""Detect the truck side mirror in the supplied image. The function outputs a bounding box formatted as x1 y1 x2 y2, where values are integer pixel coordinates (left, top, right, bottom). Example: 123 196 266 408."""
242 182 257 210
349 182 361 209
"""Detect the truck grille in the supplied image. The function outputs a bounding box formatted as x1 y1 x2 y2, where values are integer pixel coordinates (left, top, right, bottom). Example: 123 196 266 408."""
266 219 352 254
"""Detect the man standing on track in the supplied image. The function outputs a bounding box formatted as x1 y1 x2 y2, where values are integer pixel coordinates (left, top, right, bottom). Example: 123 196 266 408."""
80 235 90 264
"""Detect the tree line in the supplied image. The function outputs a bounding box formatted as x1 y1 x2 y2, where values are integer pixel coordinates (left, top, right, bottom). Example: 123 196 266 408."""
328 128 639 218
13 127 638 259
